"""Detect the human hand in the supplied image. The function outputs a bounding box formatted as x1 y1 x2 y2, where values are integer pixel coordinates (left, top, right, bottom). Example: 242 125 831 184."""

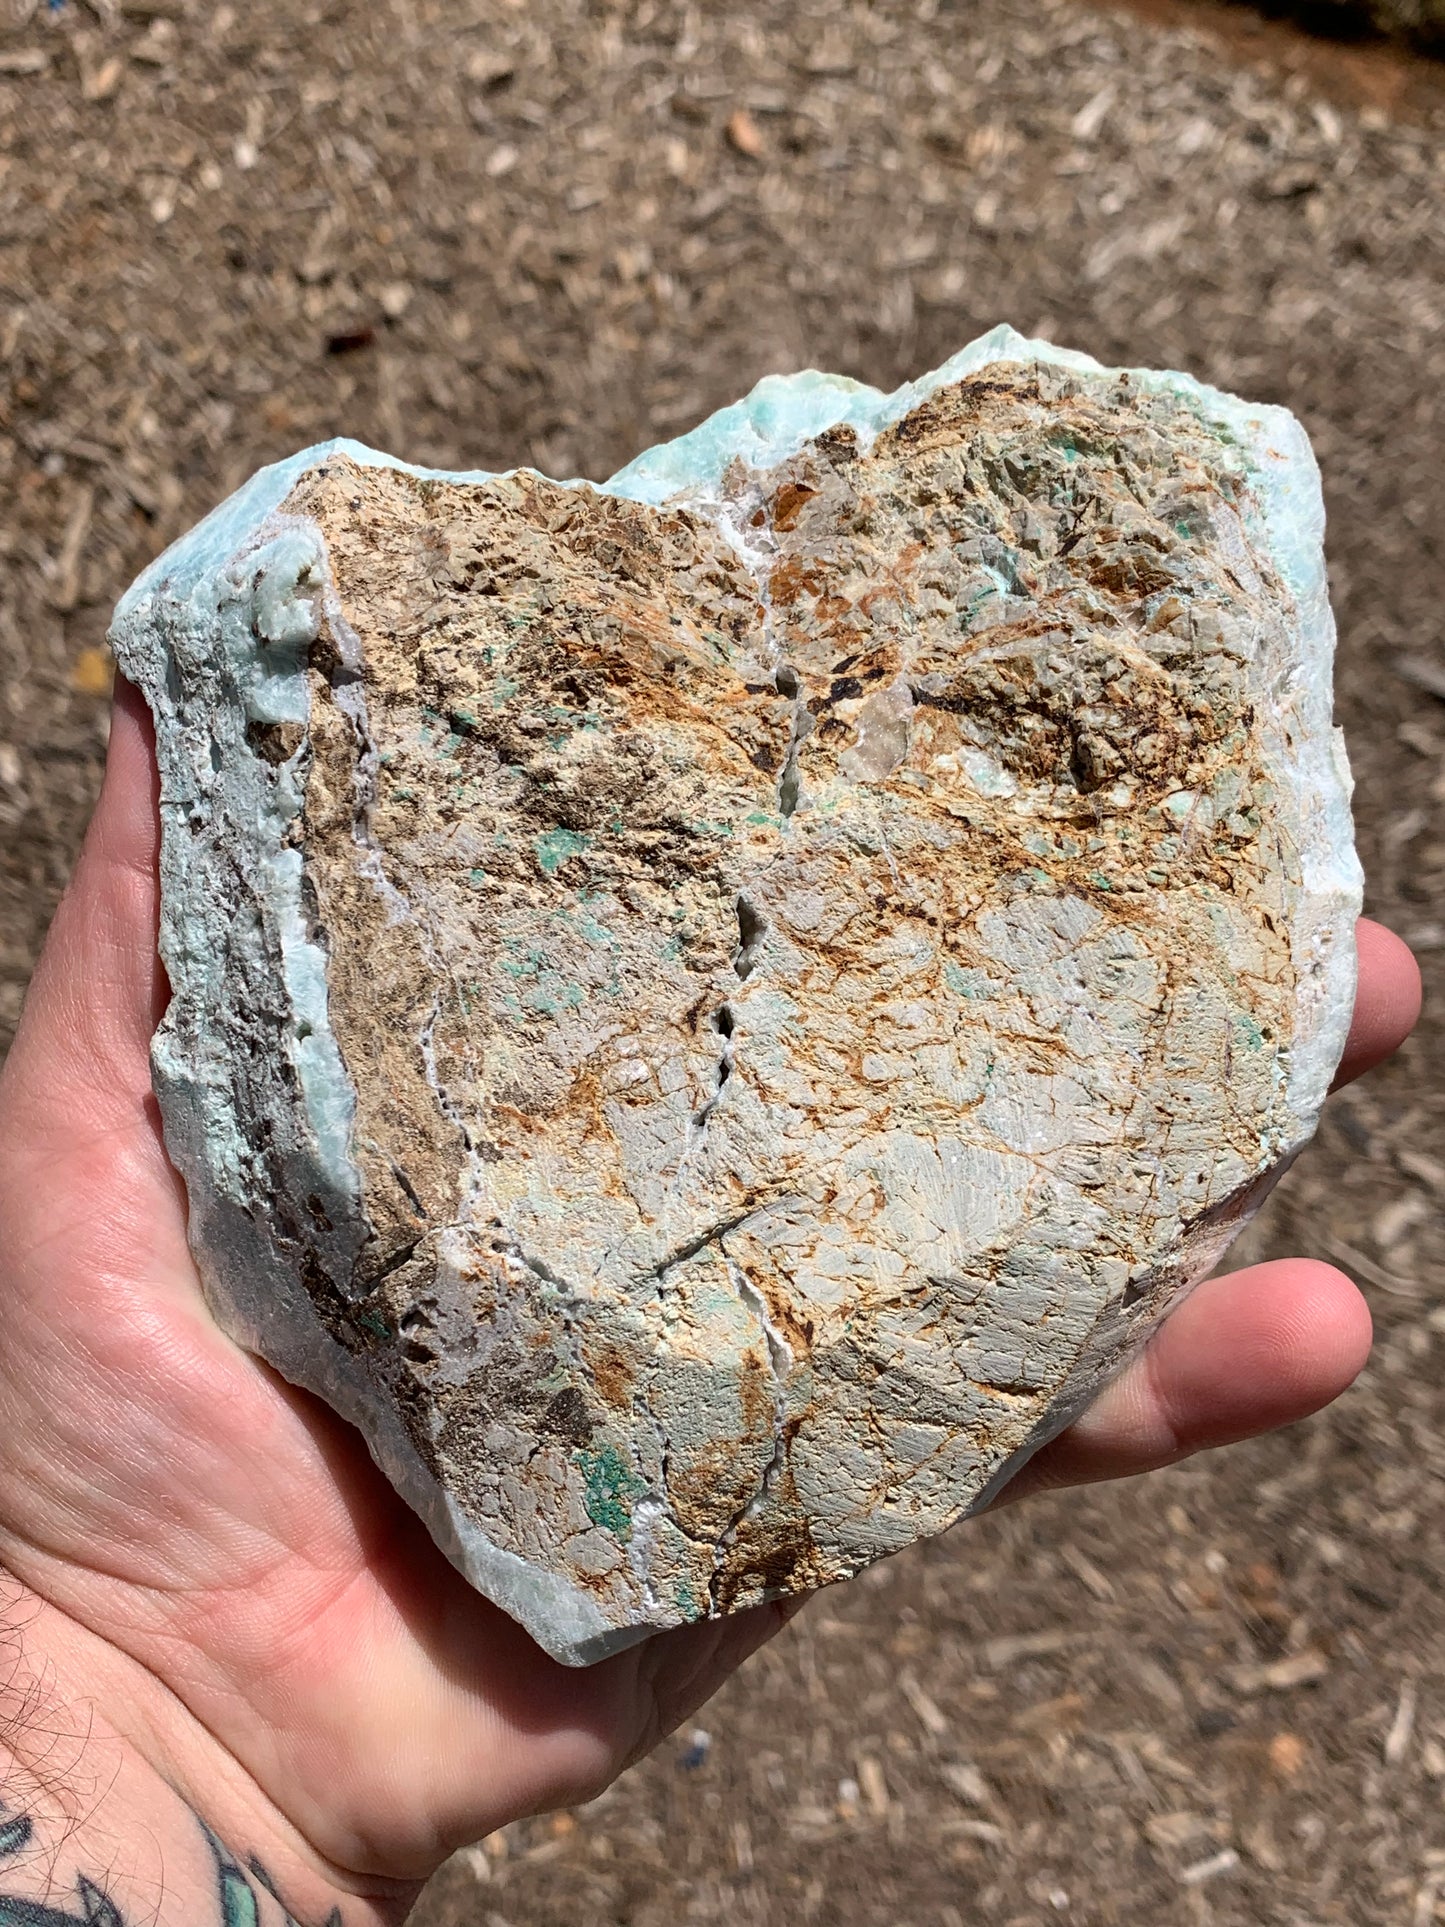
0 679 1420 1921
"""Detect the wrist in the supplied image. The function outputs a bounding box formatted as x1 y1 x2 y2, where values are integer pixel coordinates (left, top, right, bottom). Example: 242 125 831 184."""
0 1570 421 1927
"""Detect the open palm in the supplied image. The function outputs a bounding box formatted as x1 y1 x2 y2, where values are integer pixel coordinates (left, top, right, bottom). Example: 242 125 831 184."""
0 680 1421 1898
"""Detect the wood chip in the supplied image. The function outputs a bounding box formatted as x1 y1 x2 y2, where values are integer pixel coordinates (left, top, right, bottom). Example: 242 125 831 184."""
1145 1810 1210 1850
940 1818 1007 1846
899 1669 948 1737
1268 1731 1307 1778
982 1629 1085 1669
1179 1848 1240 1887
938 1761 991 1808
1134 1656 1186 1712
801 42 856 76
1385 1679 1418 1765
1228 1649 1329 1695
1321 1233 1425 1299
452 1844 491 1884
856 1755 889 1816
726 107 764 158
1393 654 1445 701
70 644 114 697
465 50 516 87
1060 1543 1116 1602
1373 1193 1430 1249
81 55 125 102
1399 1150 1445 1194
1069 86 1114 142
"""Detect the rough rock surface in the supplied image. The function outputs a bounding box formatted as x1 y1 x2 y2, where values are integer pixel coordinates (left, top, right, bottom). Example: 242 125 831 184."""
110 329 1361 1665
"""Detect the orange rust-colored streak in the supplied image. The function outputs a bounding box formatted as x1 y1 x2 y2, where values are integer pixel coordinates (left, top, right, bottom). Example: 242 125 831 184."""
770 481 821 531
585 1342 637 1413
767 552 828 606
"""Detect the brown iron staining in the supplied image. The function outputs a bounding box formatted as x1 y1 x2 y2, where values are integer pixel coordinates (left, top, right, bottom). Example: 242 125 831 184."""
259 357 1303 1620
735 360 1271 899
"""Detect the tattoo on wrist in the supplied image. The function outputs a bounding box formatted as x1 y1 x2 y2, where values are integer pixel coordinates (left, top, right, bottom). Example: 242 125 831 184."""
0 1799 340 1927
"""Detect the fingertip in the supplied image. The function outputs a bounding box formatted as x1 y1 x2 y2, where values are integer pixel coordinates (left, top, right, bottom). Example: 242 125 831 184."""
1008 1257 1375 1504
94 672 161 880
0 671 165 1136
1236 1257 1373 1405
1145 1258 1373 1455
1336 919 1422 1088
110 667 150 734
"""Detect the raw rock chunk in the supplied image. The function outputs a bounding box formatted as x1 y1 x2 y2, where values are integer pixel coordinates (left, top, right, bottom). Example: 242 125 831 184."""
111 327 1361 1664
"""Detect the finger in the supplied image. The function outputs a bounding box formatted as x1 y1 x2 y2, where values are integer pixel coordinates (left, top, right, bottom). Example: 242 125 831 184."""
633 1598 790 1756
1000 1258 1372 1503
1335 918 1421 1089
0 674 165 1142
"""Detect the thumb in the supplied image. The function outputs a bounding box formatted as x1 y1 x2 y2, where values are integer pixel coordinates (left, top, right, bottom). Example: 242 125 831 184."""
0 673 168 1156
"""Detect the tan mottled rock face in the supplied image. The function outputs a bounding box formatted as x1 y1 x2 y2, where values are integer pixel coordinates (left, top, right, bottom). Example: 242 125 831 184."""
112 341 1360 1663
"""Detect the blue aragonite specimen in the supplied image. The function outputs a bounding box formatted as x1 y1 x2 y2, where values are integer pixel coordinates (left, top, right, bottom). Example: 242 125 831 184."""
111 327 1361 1665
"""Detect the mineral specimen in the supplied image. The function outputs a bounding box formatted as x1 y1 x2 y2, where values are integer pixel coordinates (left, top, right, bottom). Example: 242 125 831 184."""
111 327 1361 1665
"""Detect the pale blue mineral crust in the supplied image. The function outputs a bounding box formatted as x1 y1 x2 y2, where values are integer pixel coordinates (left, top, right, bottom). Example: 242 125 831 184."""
112 328 1361 1664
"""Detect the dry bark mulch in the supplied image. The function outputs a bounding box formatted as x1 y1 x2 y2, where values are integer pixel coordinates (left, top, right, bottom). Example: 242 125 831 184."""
1 1 1443 1922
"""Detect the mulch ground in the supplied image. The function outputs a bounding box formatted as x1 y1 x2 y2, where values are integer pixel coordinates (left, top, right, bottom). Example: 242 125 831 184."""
1 1 1443 1921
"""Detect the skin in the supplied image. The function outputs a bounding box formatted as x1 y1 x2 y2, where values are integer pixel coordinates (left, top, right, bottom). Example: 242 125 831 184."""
0 678 1421 1921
